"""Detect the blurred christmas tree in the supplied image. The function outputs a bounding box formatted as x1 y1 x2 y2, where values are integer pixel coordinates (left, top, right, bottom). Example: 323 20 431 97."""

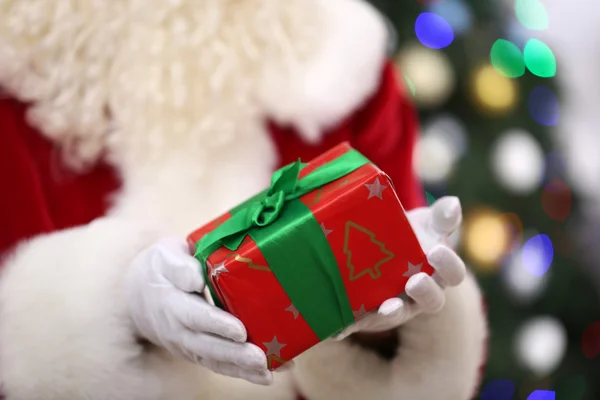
368 0 600 399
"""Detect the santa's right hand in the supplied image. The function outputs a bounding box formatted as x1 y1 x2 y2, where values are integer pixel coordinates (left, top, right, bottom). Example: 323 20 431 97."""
124 237 272 385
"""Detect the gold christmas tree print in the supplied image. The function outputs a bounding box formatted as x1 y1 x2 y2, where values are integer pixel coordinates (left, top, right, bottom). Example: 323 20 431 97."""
225 253 271 272
344 221 395 281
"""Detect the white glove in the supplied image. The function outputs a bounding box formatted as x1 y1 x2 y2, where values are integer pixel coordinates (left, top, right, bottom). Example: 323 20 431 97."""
334 196 467 339
124 238 272 385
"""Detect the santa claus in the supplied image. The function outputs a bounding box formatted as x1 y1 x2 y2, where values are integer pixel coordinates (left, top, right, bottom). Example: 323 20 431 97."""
0 0 487 399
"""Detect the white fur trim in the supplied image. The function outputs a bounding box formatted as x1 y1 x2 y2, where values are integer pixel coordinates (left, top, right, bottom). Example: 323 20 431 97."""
0 218 209 400
257 0 389 143
293 273 487 400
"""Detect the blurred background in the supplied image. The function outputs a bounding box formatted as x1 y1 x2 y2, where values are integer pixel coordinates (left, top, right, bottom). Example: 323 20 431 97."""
367 0 600 399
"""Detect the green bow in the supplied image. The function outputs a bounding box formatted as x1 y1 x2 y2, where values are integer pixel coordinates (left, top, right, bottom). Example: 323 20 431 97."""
194 148 370 340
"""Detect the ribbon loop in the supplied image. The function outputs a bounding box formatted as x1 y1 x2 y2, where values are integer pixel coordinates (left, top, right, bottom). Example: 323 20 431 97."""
253 190 286 227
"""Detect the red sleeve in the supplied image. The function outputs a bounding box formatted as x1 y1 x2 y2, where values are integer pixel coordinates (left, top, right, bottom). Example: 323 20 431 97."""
269 61 426 211
0 98 119 257
349 62 425 211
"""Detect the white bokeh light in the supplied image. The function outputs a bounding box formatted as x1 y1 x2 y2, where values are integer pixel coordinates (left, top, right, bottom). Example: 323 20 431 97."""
515 316 567 376
424 115 469 157
414 131 458 184
491 130 544 194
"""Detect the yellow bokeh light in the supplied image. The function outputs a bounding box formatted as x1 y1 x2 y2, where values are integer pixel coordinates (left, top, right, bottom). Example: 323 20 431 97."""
472 64 518 115
463 208 512 271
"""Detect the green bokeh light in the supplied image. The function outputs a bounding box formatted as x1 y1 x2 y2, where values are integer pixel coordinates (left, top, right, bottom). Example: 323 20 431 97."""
515 0 549 30
524 39 556 78
490 39 525 78
425 192 437 206
404 75 416 96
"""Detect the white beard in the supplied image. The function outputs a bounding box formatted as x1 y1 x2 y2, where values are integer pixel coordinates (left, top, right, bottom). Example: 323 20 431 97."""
0 0 321 171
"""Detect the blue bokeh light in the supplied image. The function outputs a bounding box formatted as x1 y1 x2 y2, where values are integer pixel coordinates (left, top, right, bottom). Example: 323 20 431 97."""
481 379 516 400
527 390 556 400
415 12 455 49
528 86 560 126
429 0 473 35
522 234 554 277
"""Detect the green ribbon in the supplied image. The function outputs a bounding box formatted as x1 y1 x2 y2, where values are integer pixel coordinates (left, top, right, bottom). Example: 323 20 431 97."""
194 149 370 340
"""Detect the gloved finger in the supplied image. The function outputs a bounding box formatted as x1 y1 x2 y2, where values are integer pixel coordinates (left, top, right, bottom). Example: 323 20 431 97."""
332 299 415 340
405 272 445 313
427 245 466 287
368 297 417 331
155 238 205 293
182 331 268 371
169 292 247 342
196 358 273 386
430 196 462 237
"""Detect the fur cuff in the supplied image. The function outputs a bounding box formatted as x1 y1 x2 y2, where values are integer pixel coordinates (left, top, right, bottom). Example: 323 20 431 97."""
0 218 206 400
292 273 487 400
257 0 389 143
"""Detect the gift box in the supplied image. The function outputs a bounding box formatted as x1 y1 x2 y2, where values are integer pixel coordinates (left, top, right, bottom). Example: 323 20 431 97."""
187 142 433 370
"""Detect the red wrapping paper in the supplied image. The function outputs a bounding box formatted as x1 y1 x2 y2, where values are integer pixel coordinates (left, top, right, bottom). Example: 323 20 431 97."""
187 143 433 370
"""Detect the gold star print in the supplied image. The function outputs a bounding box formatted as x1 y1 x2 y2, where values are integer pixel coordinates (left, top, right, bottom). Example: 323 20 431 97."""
403 262 423 278
365 177 388 200
263 336 289 370
285 303 300 319
353 305 368 320
263 336 287 358
320 223 333 237
211 262 229 280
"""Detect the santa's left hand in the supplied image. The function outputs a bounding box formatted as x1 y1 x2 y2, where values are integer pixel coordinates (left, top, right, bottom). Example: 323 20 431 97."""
334 196 467 340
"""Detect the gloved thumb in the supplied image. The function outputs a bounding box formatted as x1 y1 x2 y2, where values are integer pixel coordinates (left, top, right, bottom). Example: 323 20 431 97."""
430 196 462 236
154 237 206 293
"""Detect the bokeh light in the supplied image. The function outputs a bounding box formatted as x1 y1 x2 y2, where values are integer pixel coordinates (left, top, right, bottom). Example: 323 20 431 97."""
542 179 572 221
519 378 553 400
425 191 437 206
515 317 566 376
472 64 518 114
522 234 554 277
527 390 556 400
414 129 458 184
528 86 560 126
397 44 454 108
490 39 525 78
515 0 549 31
428 0 473 35
415 12 454 49
422 114 469 157
480 379 515 400
463 208 512 270
503 248 549 303
582 321 600 359
524 39 557 78
404 75 416 96
491 130 544 195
